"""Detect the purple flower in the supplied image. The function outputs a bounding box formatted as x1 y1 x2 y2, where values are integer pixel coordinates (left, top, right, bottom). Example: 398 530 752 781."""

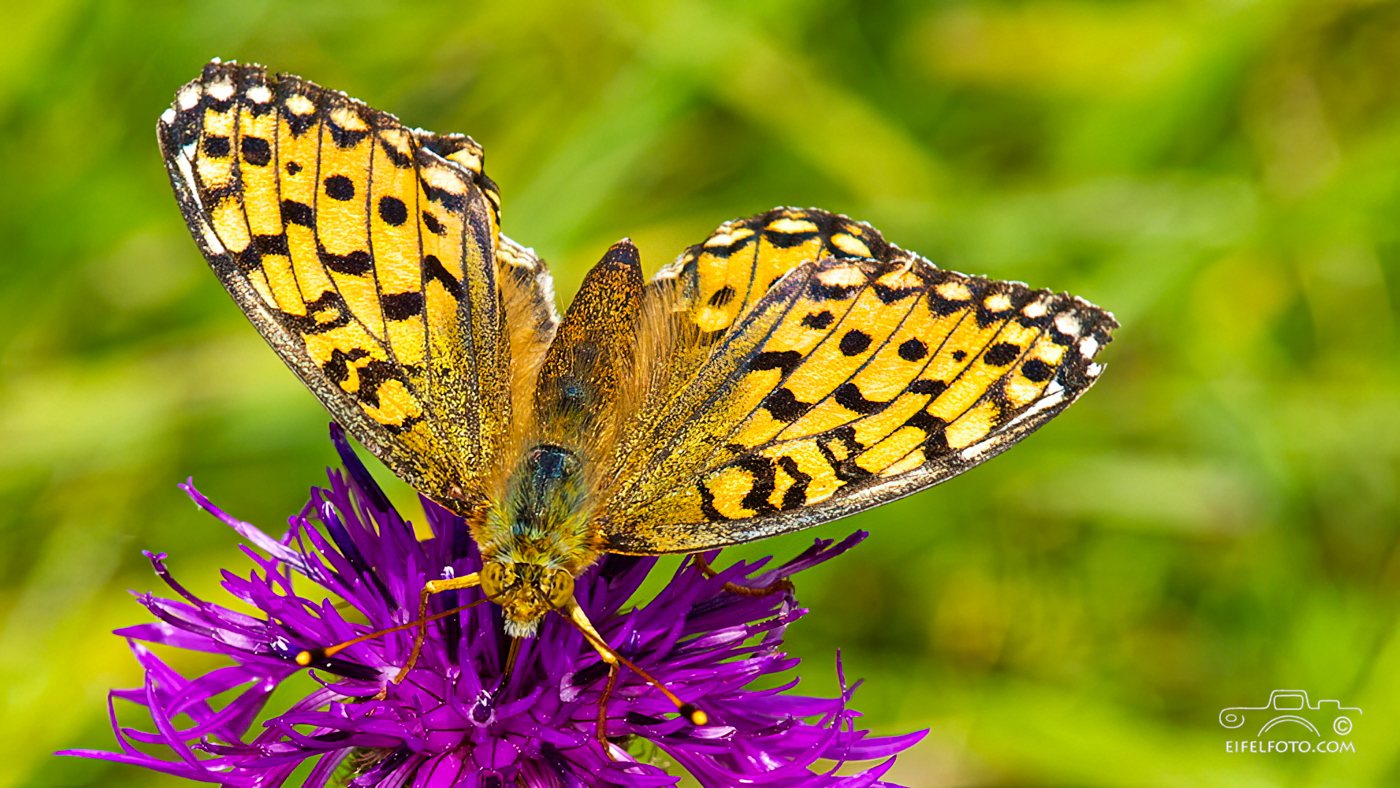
62 426 924 787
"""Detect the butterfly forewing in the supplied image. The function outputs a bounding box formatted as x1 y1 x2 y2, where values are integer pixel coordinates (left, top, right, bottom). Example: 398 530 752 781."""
158 61 531 510
598 209 1117 554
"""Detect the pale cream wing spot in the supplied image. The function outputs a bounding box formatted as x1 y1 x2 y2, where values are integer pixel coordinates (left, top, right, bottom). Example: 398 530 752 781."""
245 267 277 307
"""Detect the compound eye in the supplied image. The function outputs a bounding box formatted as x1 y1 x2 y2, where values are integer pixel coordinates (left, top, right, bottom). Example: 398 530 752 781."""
543 569 574 609
481 562 510 601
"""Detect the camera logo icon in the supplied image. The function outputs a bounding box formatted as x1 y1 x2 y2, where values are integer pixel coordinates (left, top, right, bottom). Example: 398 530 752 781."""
1219 690 1360 737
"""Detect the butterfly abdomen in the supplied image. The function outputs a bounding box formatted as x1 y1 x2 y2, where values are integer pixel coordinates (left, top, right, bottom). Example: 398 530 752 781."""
532 239 643 444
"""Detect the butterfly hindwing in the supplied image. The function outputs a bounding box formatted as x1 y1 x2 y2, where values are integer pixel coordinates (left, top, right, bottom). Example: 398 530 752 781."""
158 61 538 511
598 208 1117 554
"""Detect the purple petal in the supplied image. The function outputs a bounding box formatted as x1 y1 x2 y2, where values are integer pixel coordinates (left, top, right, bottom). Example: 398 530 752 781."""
329 421 393 515
181 480 310 572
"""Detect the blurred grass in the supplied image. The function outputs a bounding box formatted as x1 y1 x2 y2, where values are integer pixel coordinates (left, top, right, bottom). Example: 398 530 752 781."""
2 0 1399 785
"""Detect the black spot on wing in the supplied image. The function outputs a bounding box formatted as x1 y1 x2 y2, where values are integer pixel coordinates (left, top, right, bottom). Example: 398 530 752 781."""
416 163 467 213
1050 323 1077 346
817 426 870 483
1021 358 1053 383
976 287 1030 328
319 247 373 276
381 413 424 435
903 411 951 456
201 86 234 114
281 290 351 335
200 184 238 209
983 342 1021 366
702 234 756 257
910 379 948 397
244 98 276 119
327 113 369 148
903 409 940 432
922 422 952 456
281 199 313 227
323 347 370 384
1017 307 1053 330
254 233 289 256
873 283 921 304
839 330 872 356
763 228 819 249
699 480 727 522
422 212 445 235
927 275 981 317
241 136 271 167
275 89 319 136
802 310 835 330
381 291 424 321
355 358 409 409
899 338 927 361
378 196 408 226
749 351 803 376
424 254 462 298
203 135 230 158
376 133 415 168
763 388 813 422
834 383 889 415
776 456 812 511
285 160 303 176
235 244 262 274
324 174 355 201
810 280 860 301
168 103 202 148
736 455 779 514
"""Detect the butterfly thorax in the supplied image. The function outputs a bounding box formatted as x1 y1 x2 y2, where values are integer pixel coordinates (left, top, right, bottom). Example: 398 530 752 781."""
477 443 601 636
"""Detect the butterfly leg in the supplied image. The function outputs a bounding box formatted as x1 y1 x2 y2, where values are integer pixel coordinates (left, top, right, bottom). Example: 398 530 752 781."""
392 573 481 683
598 662 624 759
559 599 623 756
689 553 793 597
558 598 707 760
501 635 523 688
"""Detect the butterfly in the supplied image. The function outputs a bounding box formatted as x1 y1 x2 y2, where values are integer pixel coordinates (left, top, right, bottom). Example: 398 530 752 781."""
159 59 1116 724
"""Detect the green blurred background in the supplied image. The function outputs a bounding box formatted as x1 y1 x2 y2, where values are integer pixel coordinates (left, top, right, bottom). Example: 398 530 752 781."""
4 0 1399 785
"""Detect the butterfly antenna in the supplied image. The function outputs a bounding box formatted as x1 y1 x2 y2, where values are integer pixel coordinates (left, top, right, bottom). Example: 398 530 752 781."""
296 597 489 667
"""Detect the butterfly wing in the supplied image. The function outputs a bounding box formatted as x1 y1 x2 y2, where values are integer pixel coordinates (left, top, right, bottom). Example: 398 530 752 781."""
598 208 1117 553
159 60 557 512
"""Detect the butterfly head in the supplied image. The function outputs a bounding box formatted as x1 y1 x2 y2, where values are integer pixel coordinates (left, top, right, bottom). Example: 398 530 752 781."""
479 559 574 637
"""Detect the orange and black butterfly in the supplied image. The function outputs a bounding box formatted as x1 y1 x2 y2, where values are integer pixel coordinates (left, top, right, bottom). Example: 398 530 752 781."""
159 59 1116 720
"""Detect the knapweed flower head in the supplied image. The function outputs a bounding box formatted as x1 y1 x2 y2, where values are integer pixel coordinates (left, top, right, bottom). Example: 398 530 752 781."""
63 426 924 786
